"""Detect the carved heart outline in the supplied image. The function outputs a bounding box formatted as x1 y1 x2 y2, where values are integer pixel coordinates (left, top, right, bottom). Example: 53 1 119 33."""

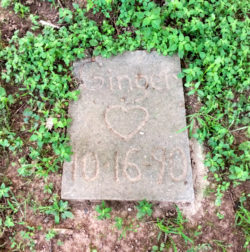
104 105 149 141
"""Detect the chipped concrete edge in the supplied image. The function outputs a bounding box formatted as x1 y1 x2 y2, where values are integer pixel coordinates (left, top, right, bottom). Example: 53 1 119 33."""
159 131 209 220
180 136 209 220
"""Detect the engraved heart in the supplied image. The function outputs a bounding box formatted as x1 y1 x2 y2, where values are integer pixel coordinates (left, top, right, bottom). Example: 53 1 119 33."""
104 105 149 141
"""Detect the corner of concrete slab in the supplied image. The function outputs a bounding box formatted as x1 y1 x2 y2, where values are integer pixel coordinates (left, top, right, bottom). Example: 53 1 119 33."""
159 133 209 221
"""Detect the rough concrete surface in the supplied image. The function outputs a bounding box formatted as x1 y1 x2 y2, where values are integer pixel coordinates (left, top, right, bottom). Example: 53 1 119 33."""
61 51 194 202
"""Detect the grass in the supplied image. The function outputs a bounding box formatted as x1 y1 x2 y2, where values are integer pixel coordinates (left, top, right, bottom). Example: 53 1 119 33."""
0 0 249 250
235 194 250 248
95 201 112 220
156 206 193 251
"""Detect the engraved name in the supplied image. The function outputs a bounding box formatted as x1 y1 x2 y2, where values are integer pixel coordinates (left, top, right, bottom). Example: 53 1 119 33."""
81 72 178 91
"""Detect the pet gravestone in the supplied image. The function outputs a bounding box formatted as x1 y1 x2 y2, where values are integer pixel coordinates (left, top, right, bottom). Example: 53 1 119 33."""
61 51 194 202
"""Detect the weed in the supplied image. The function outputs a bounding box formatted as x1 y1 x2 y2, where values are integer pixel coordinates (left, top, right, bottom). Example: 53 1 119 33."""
0 0 11 8
216 212 225 220
9 225 37 252
136 199 153 219
151 242 165 252
1 0 29 17
57 239 63 246
235 194 250 248
45 229 57 241
212 240 232 252
86 0 112 18
13 2 29 17
95 201 112 220
0 183 10 198
114 217 138 239
38 194 73 224
156 206 193 251
19 228 36 251
187 243 212 251
44 183 53 194
0 182 26 239
114 217 123 230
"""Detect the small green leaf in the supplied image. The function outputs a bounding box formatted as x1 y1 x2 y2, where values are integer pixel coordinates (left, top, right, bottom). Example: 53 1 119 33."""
5 216 14 227
89 39 98 47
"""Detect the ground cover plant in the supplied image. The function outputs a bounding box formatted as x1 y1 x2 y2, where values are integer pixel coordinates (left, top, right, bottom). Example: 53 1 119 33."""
0 0 249 250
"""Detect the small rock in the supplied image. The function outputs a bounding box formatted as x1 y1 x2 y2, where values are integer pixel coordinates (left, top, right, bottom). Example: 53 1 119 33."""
45 117 54 130
120 210 128 218
152 208 164 219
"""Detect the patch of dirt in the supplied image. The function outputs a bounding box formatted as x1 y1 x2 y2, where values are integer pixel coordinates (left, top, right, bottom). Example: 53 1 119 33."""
0 0 59 42
0 81 31 173
85 10 106 26
153 0 166 7
3 149 247 251
51 205 159 252
27 0 59 24
0 7 31 41
232 129 249 146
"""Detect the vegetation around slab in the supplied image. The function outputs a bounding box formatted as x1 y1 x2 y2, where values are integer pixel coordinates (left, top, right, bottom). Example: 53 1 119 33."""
0 0 249 250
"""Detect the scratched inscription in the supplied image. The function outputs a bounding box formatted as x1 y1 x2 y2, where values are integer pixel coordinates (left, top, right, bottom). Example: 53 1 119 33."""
104 105 149 141
71 147 188 183
61 51 194 201
81 72 174 91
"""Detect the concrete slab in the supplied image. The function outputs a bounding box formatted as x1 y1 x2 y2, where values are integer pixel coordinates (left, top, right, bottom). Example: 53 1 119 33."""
61 51 194 202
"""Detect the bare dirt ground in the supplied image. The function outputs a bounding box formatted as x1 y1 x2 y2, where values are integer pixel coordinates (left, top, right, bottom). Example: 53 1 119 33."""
0 1 248 251
4 157 247 251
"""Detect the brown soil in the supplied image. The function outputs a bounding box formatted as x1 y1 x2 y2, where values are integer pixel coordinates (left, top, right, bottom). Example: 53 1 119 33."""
0 7 31 40
3 161 247 251
0 2 248 251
